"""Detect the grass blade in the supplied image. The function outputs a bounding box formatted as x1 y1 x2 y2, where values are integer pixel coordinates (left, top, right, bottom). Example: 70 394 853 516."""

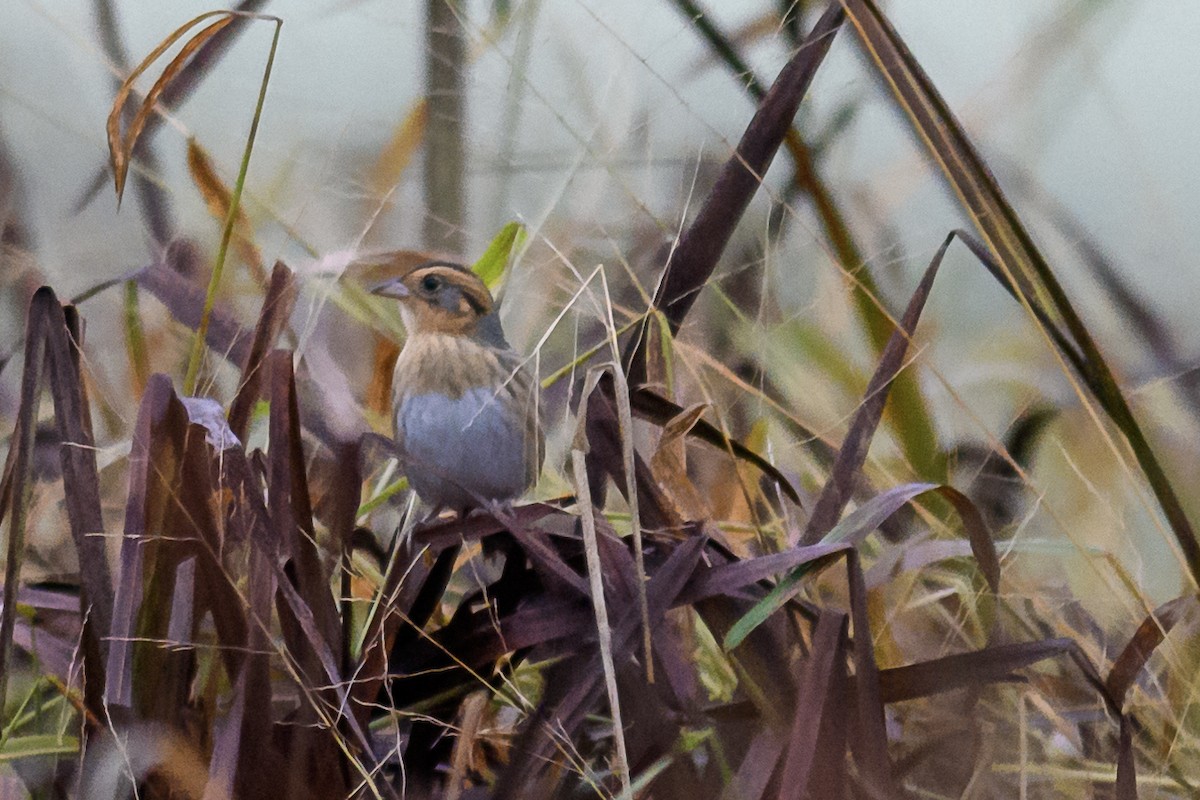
678 541 849 606
107 12 238 203
47 301 113 714
623 3 844 386
879 638 1072 703
0 291 49 717
845 549 893 791
776 611 846 797
1105 594 1196 708
186 138 267 285
719 727 786 800
721 546 846 653
471 221 525 289
183 15 283 395
571 415 631 800
104 374 188 710
801 231 954 543
1 290 114 719
266 351 341 653
228 262 297 440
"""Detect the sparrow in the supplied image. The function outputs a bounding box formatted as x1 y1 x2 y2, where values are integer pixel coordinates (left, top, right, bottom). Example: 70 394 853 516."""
371 260 544 514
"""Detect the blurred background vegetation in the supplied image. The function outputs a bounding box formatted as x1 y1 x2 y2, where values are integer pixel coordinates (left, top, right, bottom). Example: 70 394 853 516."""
4 0 1197 598
2 1 1199 797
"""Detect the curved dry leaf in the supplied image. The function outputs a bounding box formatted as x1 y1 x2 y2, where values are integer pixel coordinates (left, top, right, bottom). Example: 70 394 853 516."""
631 387 801 505
186 139 266 283
1105 593 1198 709
108 12 237 203
370 98 428 197
649 402 711 520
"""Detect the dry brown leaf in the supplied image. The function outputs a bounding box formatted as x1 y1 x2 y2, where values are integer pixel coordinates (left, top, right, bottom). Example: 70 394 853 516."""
705 416 767 525
108 12 237 203
446 690 490 800
370 98 429 197
650 403 711 521
186 138 266 284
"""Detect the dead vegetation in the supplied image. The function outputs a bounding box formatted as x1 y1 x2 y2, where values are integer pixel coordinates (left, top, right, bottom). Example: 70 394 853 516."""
1 2 1197 798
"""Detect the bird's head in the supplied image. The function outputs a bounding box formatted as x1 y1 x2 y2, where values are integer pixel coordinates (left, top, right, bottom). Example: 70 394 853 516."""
371 260 497 339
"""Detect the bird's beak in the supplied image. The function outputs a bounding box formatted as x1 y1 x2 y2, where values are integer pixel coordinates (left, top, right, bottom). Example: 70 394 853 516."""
370 278 410 299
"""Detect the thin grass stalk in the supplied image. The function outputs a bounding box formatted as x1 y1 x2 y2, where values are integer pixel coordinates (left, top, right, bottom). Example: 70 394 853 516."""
801 231 951 543
611 369 652 682
571 444 632 800
183 16 282 395
623 4 842 385
423 0 466 253
596 265 654 683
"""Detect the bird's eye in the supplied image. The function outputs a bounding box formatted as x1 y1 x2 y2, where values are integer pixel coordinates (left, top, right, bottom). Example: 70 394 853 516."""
420 275 442 293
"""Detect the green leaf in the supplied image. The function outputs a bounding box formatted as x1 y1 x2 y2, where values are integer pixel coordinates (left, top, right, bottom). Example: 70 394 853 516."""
0 734 79 761
472 221 525 289
721 546 845 652
356 475 409 519
724 483 941 651
653 310 675 391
